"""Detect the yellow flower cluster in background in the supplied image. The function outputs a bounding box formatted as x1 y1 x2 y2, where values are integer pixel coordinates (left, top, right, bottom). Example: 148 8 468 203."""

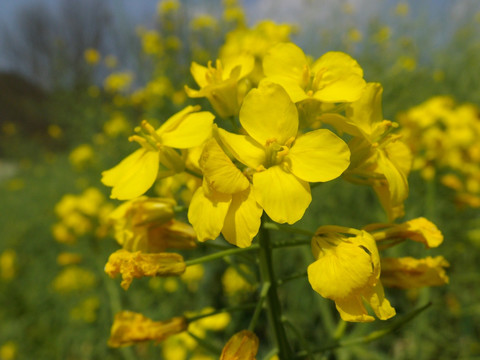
398 96 480 207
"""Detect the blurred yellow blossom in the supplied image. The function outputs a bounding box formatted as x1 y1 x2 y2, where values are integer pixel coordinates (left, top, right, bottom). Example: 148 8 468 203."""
52 266 96 293
104 72 134 93
180 264 205 292
104 113 131 138
0 249 17 281
158 0 180 15
191 15 218 30
222 264 256 296
57 252 82 266
381 256 449 289
70 296 100 323
47 124 62 139
395 2 409 17
69 144 94 169
0 341 17 360
84 48 100 65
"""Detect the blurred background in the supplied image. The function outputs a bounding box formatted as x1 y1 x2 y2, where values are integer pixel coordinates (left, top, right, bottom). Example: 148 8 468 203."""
1 0 479 359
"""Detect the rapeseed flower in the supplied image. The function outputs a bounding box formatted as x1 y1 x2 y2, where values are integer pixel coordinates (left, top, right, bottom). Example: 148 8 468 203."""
188 138 262 247
381 256 449 289
101 106 214 200
263 42 366 103
308 227 395 322
218 82 350 224
105 249 186 290
108 311 187 347
185 56 254 118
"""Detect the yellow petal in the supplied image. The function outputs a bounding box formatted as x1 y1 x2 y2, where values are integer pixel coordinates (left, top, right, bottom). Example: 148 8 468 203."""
361 281 396 320
307 238 373 300
102 149 159 200
187 185 231 242
200 138 250 194
222 187 263 248
345 82 384 137
240 81 298 146
381 256 449 289
159 111 214 149
253 166 311 224
263 43 309 102
335 295 374 322
190 62 209 88
217 128 265 169
287 129 350 182
263 42 307 83
377 148 408 205
311 51 366 103
223 54 255 80
220 330 259 360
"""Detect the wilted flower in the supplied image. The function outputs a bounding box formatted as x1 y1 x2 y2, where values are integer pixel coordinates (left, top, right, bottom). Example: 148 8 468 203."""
108 311 187 347
105 249 186 290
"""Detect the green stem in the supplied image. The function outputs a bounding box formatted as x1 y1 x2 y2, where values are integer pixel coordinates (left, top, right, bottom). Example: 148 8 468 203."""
185 244 259 266
187 331 223 355
258 219 292 359
248 282 270 332
294 302 432 358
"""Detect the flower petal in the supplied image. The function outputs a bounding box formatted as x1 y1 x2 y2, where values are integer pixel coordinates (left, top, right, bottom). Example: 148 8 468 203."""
287 129 350 183
253 166 311 224
217 128 265 169
188 184 231 242
361 281 396 320
222 187 263 248
335 295 374 322
240 81 298 146
160 111 214 149
311 51 366 103
201 138 250 194
102 149 159 200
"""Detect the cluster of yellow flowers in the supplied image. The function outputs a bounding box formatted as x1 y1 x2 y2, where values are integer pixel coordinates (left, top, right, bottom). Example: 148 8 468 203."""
52 187 113 244
97 7 448 357
398 96 480 208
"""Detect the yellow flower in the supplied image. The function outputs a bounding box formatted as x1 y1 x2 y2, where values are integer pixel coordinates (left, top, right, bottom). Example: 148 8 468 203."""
69 144 94 169
52 266 96 294
180 264 204 291
105 249 186 290
109 197 197 252
308 227 395 322
104 72 133 92
188 138 262 247
220 330 259 360
332 83 412 220
108 311 187 347
185 56 254 118
70 296 100 323
57 252 82 266
0 249 16 281
367 217 443 249
263 42 366 103
84 48 100 65
101 106 214 200
217 82 350 224
222 264 256 297
381 256 449 289
0 341 17 360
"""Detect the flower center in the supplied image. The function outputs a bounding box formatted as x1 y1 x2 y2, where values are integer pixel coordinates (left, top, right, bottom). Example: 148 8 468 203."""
263 137 295 168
